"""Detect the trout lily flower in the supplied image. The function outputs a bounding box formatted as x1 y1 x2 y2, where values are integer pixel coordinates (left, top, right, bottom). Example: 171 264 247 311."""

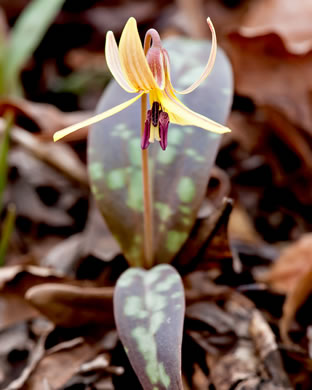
53 17 230 149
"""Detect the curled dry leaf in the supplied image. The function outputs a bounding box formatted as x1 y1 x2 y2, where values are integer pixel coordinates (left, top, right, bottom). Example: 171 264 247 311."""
239 0 312 55
0 293 38 331
226 32 312 137
0 118 88 185
0 265 67 329
0 264 65 291
3 336 46 390
227 106 312 209
0 98 91 137
262 234 312 343
41 204 121 275
263 234 312 294
11 177 73 227
206 293 292 390
25 283 114 328
280 267 312 344
23 338 101 390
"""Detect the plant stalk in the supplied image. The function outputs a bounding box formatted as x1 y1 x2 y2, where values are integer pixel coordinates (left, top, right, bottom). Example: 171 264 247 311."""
141 94 154 268
0 203 16 266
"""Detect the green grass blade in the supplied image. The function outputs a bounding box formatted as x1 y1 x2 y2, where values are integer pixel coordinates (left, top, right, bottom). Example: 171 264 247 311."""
0 111 13 214
3 0 66 94
0 203 16 266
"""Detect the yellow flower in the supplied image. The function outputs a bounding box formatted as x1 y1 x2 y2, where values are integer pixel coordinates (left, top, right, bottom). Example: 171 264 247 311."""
53 17 230 149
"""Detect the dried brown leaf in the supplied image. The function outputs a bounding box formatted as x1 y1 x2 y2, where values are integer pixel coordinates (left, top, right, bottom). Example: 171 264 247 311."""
206 294 291 389
23 340 98 390
239 0 312 55
226 33 312 136
280 268 312 344
0 118 88 185
0 98 91 136
263 234 312 293
25 283 114 327
11 178 73 226
4 336 46 390
261 234 312 343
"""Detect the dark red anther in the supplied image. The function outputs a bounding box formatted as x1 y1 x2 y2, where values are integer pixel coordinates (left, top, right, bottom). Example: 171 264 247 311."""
151 102 160 127
159 112 169 150
141 110 152 149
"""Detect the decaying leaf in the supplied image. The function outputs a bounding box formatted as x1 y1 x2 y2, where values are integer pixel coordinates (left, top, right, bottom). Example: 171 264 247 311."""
114 264 185 390
88 37 233 266
0 118 88 185
174 197 233 273
0 265 68 330
26 283 115 328
23 338 99 390
226 32 312 137
41 204 121 275
206 293 292 390
0 98 91 136
280 267 312 344
263 234 312 294
0 264 65 291
239 0 312 55
3 335 46 390
259 234 312 343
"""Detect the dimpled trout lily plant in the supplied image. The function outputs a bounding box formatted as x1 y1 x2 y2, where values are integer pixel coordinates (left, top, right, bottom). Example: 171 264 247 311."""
54 17 231 390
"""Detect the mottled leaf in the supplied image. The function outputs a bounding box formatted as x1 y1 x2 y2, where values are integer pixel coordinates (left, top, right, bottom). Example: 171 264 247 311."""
114 264 185 390
88 37 233 266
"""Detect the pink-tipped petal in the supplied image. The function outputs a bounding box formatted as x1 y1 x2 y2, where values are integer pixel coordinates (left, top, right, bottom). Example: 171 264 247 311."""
105 31 138 93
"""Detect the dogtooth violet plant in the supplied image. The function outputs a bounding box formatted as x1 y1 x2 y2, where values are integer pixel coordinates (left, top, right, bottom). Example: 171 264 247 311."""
53 16 230 265
54 17 231 390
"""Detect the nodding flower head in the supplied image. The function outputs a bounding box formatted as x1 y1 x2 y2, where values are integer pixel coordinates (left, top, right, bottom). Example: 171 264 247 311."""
53 17 230 150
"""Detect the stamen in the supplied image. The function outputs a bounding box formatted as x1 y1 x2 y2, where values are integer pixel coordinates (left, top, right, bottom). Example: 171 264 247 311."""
159 112 169 151
149 125 155 143
151 102 160 127
141 110 152 149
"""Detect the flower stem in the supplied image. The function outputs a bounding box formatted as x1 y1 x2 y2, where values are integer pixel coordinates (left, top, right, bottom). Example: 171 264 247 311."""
141 94 153 268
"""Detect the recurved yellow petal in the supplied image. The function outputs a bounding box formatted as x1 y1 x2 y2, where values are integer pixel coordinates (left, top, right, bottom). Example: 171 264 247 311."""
119 17 158 92
53 93 144 141
159 88 230 134
164 18 217 95
105 31 138 93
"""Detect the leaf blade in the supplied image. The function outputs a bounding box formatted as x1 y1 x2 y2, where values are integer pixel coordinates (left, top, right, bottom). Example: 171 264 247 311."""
3 0 66 94
114 265 185 390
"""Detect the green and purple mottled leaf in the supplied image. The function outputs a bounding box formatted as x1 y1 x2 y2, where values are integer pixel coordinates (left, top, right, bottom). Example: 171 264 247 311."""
114 264 185 390
88 37 233 266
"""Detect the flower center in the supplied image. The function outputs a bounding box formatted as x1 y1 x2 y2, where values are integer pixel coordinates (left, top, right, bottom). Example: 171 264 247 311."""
141 102 170 151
